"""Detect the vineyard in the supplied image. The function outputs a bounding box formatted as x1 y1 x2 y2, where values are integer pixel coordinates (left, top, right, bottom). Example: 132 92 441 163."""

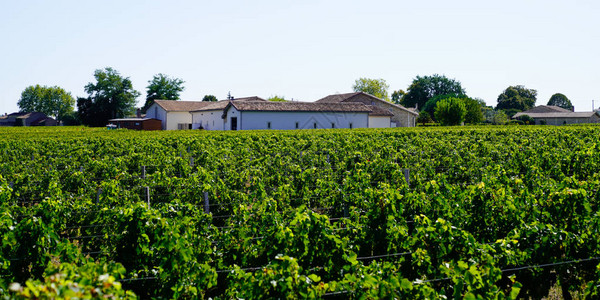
1 126 600 299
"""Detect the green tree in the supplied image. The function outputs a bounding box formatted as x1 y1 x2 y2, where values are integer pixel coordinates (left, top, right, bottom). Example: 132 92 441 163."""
268 95 287 102
79 67 140 127
547 93 573 111
496 85 537 111
401 74 466 110
417 111 432 125
142 74 185 112
391 89 405 104
422 93 462 117
202 95 218 102
352 78 390 101
17 85 75 123
484 107 508 125
434 97 466 126
463 97 485 124
516 114 535 125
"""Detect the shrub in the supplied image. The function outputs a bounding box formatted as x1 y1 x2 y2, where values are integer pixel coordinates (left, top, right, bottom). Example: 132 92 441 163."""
434 97 466 126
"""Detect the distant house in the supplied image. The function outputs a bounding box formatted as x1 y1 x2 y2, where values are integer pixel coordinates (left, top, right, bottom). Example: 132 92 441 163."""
191 100 373 130
107 118 162 130
145 100 214 130
315 92 418 127
146 95 396 131
513 105 600 125
0 112 56 127
190 97 268 130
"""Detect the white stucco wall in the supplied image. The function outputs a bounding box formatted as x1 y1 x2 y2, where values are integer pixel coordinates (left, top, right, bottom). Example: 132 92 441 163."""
191 110 225 130
368 116 391 128
161 111 192 130
229 109 369 130
145 104 168 130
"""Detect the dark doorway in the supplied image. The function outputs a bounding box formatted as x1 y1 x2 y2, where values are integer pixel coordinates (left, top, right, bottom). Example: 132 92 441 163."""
231 117 238 130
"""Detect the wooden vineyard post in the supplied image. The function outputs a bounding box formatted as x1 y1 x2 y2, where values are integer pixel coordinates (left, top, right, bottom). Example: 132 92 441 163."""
96 188 102 204
141 165 146 179
204 191 210 214
403 168 410 188
145 186 150 207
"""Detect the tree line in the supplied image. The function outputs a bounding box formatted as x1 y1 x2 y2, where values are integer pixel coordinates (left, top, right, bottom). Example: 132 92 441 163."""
352 76 575 126
17 68 576 127
16 67 217 127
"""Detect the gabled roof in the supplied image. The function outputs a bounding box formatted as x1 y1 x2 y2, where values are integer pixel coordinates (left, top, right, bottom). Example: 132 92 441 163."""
513 105 597 119
152 100 213 112
228 96 268 102
193 97 269 111
521 105 573 114
316 92 361 103
513 111 598 118
228 101 373 113
316 92 418 115
369 106 394 116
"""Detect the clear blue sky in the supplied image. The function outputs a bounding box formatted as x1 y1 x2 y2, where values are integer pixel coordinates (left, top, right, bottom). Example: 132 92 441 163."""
1 0 599 114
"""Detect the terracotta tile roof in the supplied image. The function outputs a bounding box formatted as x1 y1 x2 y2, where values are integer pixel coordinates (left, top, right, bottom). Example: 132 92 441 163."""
315 92 418 115
522 105 573 114
229 101 373 113
513 105 596 119
153 100 213 112
229 96 268 102
513 111 598 118
315 92 360 103
369 106 394 116
191 97 268 111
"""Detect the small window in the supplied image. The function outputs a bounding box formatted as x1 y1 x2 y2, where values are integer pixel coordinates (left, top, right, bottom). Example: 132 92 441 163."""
267 122 271 129
135 122 140 126
313 122 317 129
331 123 335 128
349 123 353 129
295 122 299 129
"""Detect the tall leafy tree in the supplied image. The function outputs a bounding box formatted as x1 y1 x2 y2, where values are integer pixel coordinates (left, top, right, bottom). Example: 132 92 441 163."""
202 95 218 102
434 97 466 126
422 93 463 116
142 74 185 112
391 89 405 105
417 111 432 125
17 85 75 123
79 67 140 127
496 85 537 111
401 74 466 110
352 78 390 101
547 93 573 111
463 97 485 124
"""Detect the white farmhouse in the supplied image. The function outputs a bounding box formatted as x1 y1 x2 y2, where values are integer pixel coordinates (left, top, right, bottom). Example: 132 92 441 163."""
191 100 377 130
145 100 212 130
146 95 395 131
191 97 267 130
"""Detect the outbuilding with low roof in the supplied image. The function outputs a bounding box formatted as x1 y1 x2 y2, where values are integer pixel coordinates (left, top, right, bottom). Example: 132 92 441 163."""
316 92 418 127
513 105 600 125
